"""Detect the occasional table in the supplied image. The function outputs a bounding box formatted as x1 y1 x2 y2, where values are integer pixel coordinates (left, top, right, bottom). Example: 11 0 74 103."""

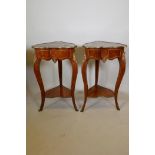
32 41 78 111
81 41 126 112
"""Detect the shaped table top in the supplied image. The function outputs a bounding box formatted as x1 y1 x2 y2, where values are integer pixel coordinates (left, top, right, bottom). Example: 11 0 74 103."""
32 41 76 49
83 41 127 48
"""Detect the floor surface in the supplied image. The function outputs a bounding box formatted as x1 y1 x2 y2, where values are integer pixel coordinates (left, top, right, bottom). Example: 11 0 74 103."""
27 67 129 155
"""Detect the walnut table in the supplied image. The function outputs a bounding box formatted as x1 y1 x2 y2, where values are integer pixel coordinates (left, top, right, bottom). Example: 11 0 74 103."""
81 41 126 112
32 41 78 111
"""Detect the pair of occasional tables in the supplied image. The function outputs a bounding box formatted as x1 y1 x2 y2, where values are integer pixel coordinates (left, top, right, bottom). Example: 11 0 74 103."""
33 41 126 112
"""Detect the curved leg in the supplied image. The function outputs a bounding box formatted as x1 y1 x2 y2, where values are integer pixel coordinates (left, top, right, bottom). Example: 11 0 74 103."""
70 56 78 111
81 56 89 112
114 52 126 110
34 58 45 111
58 60 63 96
95 60 99 87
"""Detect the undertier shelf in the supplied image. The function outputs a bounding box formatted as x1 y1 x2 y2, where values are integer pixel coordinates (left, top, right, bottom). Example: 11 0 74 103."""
88 85 114 98
45 85 71 98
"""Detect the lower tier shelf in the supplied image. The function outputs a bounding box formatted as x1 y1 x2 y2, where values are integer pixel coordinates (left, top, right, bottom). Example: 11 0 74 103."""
45 85 71 98
88 85 114 98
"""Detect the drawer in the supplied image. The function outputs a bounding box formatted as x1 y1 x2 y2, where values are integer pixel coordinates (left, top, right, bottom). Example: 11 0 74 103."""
35 49 51 60
86 49 101 59
50 49 72 59
100 49 122 60
108 49 121 59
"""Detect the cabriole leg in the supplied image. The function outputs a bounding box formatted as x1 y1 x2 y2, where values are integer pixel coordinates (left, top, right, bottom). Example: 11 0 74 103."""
81 56 89 112
34 58 45 111
70 57 78 111
114 52 126 110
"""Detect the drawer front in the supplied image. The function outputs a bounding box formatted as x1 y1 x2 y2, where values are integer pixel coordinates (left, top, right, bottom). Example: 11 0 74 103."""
108 49 121 60
86 49 101 59
35 49 51 60
100 49 122 60
50 49 72 60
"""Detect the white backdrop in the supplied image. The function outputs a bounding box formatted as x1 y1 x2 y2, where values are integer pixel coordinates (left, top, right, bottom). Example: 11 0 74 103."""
27 0 129 93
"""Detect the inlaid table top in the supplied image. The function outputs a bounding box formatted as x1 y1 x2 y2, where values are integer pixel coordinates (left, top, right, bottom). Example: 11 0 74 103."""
83 41 127 48
32 41 76 49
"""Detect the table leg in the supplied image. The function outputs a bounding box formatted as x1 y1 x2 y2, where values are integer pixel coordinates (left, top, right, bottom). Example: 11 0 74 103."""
114 52 126 110
34 58 45 111
58 60 63 96
81 56 89 112
70 57 78 111
95 60 100 87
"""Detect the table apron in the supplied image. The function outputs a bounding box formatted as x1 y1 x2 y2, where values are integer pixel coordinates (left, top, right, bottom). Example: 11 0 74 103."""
85 48 123 60
35 48 73 60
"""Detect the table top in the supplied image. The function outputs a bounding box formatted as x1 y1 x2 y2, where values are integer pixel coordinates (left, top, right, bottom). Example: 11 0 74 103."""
83 41 127 48
32 41 77 49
